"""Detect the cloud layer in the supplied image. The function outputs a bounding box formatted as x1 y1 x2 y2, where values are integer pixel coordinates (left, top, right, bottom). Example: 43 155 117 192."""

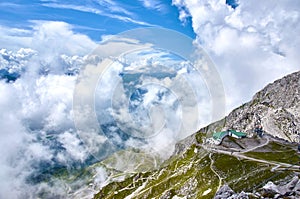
0 21 97 198
173 0 300 112
0 21 213 198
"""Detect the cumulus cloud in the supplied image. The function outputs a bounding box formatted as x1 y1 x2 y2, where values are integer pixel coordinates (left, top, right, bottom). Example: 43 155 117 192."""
0 74 88 198
173 0 300 112
58 130 87 162
1 21 180 199
0 21 97 198
0 9 217 199
0 19 214 197
89 44 214 160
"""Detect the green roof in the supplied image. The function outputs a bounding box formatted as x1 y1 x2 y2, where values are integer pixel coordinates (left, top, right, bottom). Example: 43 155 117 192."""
213 130 247 140
213 131 228 140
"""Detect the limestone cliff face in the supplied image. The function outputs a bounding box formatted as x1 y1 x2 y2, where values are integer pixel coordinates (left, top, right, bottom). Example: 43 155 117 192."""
224 71 300 142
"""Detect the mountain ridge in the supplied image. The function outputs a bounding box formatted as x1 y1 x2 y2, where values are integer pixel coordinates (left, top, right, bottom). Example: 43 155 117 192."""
92 71 300 199
176 70 300 156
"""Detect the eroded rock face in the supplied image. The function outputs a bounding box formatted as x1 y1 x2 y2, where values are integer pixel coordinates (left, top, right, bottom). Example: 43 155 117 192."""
214 184 250 199
214 176 300 199
261 176 300 198
214 184 235 199
224 71 300 143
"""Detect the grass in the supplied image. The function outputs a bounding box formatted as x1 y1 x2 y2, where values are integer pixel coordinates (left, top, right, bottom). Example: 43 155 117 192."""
245 141 300 165
94 172 151 199
213 153 293 192
93 145 219 199
93 139 299 198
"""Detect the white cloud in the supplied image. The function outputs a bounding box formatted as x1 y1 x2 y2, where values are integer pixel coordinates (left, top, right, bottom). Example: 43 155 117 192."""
0 9 214 199
95 0 134 16
178 9 190 24
0 73 83 197
42 3 154 26
58 130 87 162
173 0 300 113
0 26 33 50
30 21 96 55
139 0 168 13
0 20 99 198
0 80 32 199
88 45 213 159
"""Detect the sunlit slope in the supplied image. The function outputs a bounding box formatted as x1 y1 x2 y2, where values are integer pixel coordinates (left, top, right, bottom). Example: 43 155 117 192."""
94 134 299 198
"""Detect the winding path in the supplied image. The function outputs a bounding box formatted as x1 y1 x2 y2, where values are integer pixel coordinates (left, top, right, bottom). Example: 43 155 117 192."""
241 136 270 153
201 134 299 171
206 146 299 171
209 153 223 191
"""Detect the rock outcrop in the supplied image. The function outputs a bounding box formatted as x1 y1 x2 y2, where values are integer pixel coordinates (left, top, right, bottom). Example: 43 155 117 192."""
261 175 300 199
214 184 249 199
223 71 300 142
214 175 300 199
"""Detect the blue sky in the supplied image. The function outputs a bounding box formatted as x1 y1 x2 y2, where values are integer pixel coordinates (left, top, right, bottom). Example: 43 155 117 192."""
0 0 195 41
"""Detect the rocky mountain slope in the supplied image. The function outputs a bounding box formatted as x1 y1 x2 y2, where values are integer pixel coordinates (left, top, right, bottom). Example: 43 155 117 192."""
224 70 300 142
94 135 299 198
91 71 300 198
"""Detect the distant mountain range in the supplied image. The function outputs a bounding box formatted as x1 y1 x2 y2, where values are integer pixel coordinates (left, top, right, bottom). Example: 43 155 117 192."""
0 48 85 81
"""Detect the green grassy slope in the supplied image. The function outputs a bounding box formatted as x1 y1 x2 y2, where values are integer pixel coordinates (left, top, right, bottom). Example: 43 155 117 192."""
94 134 299 198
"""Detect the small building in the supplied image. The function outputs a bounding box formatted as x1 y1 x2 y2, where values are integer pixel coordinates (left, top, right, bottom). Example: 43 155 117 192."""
212 130 247 144
213 131 229 141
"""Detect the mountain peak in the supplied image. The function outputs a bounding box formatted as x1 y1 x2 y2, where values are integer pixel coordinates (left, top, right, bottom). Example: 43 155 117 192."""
222 70 300 143
253 70 300 109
